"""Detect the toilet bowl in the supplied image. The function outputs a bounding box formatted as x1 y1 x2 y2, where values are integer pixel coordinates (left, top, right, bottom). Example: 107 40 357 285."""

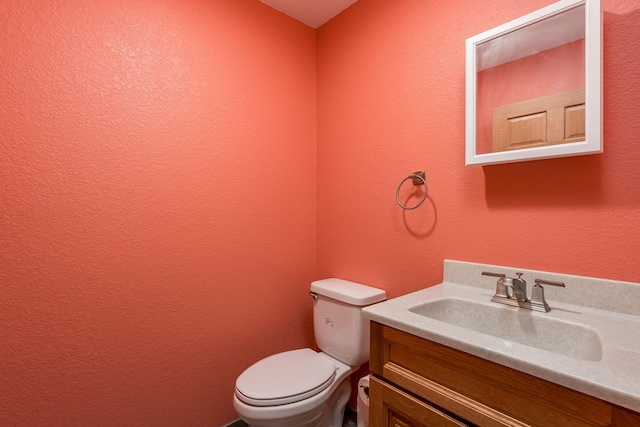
233 278 386 427
233 350 356 427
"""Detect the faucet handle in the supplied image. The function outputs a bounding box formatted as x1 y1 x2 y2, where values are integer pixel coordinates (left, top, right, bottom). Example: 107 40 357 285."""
483 271 520 306
534 279 566 287
530 279 565 312
482 271 506 278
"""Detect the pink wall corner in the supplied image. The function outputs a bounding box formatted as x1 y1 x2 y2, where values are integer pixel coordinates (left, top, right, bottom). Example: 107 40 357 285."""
317 0 640 301
0 0 316 425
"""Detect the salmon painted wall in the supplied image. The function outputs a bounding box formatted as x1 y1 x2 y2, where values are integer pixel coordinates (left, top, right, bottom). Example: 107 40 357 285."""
317 0 640 300
1 1 316 425
3 0 640 425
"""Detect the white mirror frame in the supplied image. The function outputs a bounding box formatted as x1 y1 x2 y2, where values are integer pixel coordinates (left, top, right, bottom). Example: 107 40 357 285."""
465 0 602 166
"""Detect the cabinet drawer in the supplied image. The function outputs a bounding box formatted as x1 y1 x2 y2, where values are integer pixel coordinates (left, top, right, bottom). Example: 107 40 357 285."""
370 322 639 427
370 376 469 427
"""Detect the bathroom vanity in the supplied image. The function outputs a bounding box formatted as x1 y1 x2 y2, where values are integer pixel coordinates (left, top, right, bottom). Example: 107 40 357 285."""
363 260 640 426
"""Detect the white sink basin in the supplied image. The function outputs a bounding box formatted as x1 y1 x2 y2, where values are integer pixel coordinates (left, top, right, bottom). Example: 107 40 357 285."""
409 298 603 361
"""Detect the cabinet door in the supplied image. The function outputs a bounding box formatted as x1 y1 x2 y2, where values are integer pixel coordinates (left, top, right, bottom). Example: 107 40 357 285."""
370 322 617 426
369 376 469 427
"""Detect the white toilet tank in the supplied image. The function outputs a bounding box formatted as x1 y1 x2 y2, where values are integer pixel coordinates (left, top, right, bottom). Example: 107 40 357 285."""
310 278 386 367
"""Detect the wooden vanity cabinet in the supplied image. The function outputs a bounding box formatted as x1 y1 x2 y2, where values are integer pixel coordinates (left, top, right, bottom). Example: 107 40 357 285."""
369 322 640 427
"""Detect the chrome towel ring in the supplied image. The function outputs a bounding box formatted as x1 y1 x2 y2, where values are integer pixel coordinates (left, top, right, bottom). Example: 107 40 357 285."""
396 171 428 210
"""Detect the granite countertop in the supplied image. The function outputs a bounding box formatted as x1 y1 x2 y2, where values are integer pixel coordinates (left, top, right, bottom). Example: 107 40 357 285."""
362 260 640 412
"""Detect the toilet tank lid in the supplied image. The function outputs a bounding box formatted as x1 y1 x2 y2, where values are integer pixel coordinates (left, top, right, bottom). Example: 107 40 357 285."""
311 278 386 306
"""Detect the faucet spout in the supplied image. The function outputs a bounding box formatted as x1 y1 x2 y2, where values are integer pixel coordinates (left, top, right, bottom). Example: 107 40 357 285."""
508 273 528 302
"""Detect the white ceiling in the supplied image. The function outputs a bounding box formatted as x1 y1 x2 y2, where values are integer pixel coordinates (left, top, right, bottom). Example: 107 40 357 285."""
260 0 357 28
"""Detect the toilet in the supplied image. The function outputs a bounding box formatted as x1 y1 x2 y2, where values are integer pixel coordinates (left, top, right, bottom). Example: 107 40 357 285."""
233 278 386 427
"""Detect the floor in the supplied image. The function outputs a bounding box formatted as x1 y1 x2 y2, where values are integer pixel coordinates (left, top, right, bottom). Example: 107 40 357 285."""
343 407 358 427
229 406 358 427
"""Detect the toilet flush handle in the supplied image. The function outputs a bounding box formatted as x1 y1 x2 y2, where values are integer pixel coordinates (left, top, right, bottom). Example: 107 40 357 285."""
309 292 318 302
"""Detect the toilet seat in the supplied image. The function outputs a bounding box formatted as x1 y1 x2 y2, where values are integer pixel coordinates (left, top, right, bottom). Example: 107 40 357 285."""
235 348 337 407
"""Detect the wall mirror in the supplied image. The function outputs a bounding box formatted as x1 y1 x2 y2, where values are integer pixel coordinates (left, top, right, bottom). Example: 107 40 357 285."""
465 0 602 166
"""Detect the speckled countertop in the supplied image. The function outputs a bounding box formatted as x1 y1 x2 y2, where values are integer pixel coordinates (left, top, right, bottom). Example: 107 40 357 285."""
362 260 640 412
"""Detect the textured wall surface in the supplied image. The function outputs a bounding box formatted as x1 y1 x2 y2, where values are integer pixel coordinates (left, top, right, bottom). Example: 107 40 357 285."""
2 0 639 425
316 0 640 298
1 0 316 425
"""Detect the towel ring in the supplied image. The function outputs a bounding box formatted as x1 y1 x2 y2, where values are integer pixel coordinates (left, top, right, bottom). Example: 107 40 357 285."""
396 171 428 210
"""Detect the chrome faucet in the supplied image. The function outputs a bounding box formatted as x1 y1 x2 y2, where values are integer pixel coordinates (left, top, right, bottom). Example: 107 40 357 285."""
481 271 565 312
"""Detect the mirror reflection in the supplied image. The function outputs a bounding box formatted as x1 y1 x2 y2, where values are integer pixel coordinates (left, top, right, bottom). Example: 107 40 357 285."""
476 5 585 155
